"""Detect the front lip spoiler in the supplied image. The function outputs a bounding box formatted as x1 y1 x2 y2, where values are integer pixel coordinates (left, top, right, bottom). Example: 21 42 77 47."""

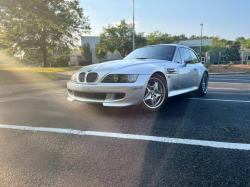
66 75 149 107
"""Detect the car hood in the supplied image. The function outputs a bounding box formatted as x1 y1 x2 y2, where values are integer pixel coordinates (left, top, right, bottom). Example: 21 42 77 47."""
77 59 170 84
79 59 166 73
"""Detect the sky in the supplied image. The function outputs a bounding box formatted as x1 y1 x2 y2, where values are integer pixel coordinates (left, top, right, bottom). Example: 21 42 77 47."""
80 0 250 41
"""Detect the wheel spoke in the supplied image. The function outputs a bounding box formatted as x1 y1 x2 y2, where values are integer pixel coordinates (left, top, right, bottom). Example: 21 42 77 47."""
155 92 163 99
151 97 156 107
153 81 159 92
144 93 151 101
146 86 152 93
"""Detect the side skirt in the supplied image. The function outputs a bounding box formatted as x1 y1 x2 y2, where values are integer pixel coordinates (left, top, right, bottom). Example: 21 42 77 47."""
168 86 198 98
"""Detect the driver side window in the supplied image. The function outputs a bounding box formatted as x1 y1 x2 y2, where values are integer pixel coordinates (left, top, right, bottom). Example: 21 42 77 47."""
179 48 191 64
175 49 182 64
189 50 200 64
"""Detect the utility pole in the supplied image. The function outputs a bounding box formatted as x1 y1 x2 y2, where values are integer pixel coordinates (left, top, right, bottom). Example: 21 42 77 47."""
132 0 135 51
200 23 203 61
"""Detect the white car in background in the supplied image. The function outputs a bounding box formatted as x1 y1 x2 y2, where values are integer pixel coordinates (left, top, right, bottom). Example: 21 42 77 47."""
67 44 208 112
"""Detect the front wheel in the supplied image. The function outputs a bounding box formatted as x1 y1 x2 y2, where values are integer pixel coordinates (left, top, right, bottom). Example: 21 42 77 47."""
141 74 167 112
195 73 208 96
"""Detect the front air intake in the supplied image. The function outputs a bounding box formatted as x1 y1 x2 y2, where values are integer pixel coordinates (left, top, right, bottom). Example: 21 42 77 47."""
78 72 85 82
86 73 98 83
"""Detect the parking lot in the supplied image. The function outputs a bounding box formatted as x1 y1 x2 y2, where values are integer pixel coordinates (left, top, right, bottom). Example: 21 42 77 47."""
0 74 250 186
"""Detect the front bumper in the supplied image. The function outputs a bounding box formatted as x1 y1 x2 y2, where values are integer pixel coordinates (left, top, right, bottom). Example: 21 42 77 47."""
67 75 149 107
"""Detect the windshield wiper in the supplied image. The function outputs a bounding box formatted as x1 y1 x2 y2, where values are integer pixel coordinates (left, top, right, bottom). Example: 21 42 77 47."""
136 58 148 59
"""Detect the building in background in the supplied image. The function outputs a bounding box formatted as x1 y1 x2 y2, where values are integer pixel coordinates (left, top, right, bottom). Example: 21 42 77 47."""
178 39 212 63
81 36 122 64
242 48 250 63
178 39 250 64
68 51 82 66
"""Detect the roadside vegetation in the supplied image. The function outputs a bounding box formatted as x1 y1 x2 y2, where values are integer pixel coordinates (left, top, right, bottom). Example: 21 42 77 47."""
0 67 83 73
0 67 82 85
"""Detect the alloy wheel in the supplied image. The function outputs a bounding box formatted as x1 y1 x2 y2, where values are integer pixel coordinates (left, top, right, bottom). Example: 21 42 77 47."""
143 77 165 109
202 74 208 93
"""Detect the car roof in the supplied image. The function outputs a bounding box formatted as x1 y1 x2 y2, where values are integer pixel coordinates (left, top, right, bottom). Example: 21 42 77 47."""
142 44 191 49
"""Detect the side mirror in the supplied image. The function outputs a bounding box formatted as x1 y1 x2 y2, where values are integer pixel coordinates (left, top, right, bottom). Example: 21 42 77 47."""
184 58 193 66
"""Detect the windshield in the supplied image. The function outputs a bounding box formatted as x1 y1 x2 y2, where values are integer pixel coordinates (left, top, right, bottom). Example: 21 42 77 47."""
124 45 176 61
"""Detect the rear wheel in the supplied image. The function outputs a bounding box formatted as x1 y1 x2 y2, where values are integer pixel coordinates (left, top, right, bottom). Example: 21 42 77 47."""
141 74 167 112
195 73 208 96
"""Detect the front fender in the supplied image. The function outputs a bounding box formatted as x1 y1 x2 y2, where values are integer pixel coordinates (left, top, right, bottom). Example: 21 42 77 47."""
110 63 173 96
109 63 165 75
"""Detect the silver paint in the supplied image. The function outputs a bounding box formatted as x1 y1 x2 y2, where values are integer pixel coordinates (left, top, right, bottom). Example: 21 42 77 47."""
67 44 208 107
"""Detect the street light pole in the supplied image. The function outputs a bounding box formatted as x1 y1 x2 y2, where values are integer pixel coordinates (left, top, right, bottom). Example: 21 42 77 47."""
200 23 203 61
133 0 135 51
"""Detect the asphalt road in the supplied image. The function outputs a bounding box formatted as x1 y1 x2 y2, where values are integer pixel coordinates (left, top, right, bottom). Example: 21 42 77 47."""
0 74 250 186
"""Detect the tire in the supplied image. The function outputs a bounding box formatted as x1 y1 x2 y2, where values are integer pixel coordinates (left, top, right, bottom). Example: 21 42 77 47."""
141 74 168 112
195 72 208 96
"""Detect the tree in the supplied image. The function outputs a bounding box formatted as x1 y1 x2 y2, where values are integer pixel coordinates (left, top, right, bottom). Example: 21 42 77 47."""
189 35 211 40
242 38 250 49
208 36 227 55
135 32 147 49
0 0 90 67
146 32 189 45
80 42 92 64
98 19 147 58
189 35 198 40
98 20 132 58
225 40 233 45
147 31 172 45
236 37 245 44
171 34 188 44
95 43 106 63
225 41 241 63
203 36 227 63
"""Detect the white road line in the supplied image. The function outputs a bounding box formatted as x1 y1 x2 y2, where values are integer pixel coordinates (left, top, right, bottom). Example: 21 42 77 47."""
209 78 250 81
208 87 240 90
183 98 250 103
209 82 242 85
0 124 250 150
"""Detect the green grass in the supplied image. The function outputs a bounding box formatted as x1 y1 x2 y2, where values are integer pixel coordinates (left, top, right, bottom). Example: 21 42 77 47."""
248 71 250 74
0 66 83 73
0 67 83 85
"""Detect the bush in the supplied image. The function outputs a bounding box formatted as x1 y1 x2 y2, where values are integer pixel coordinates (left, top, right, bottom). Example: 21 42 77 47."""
51 58 69 67
208 67 213 71
229 61 234 66
204 62 212 69
247 62 250 65
79 60 91 66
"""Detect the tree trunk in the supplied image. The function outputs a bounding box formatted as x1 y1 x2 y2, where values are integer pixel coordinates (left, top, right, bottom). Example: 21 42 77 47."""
42 46 48 67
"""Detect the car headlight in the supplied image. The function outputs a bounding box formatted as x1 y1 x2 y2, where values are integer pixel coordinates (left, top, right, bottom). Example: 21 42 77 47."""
102 74 139 83
71 73 77 82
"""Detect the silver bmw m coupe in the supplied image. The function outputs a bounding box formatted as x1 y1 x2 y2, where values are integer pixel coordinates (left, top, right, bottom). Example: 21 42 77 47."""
67 44 208 112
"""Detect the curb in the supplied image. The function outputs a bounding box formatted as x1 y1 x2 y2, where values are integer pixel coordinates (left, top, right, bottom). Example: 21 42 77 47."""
0 85 66 99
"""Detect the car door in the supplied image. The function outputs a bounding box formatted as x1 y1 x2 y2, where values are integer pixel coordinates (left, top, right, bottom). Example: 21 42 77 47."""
156 46 179 91
177 47 198 89
188 49 200 86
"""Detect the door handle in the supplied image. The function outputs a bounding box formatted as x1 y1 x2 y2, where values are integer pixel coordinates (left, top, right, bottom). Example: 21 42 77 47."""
194 68 198 71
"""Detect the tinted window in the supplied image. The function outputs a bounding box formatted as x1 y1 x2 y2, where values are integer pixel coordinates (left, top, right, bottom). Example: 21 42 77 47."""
189 50 200 63
179 48 191 64
124 45 176 61
175 49 182 63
